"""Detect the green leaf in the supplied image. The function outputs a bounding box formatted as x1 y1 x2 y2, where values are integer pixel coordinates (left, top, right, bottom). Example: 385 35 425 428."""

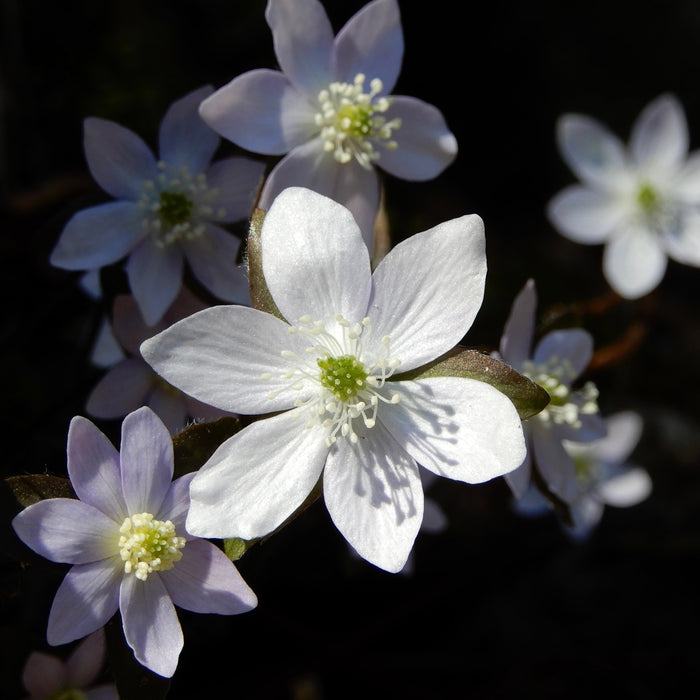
4 474 75 508
246 207 285 320
172 416 244 478
393 347 550 420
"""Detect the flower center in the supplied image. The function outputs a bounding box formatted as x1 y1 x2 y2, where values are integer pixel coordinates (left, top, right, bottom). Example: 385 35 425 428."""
314 73 402 169
262 314 401 446
572 451 600 487
137 161 227 247
637 182 659 212
523 357 599 430
119 512 185 581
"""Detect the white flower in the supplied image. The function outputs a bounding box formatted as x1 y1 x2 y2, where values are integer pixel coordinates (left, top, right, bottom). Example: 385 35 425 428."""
498 279 606 501
198 0 457 246
141 187 525 573
50 86 265 325
548 94 700 298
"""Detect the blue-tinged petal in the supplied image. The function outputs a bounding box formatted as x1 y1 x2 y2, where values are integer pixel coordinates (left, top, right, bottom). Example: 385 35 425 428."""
86 358 154 422
47 560 122 646
602 222 667 299
183 224 249 304
50 202 146 271
597 468 652 507
504 440 532 500
156 473 195 539
333 0 403 91
147 385 189 436
84 117 158 201
205 156 266 223
533 328 594 381
324 421 422 573
200 69 317 154
375 96 457 180
13 499 118 564
141 305 310 414
120 573 182 678
265 0 334 95
673 151 700 204
381 378 525 483
120 407 173 516
261 187 372 329
67 416 126 523
588 411 643 463
631 94 688 176
186 411 329 540
22 652 66 697
499 279 537 369
65 629 106 689
547 184 627 244
158 85 218 173
531 423 579 501
367 214 485 372
126 236 184 326
161 539 257 614
259 141 380 247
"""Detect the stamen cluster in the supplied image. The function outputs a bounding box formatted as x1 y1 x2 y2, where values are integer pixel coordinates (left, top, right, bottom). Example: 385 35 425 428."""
136 161 227 247
315 74 402 169
119 512 186 581
635 180 680 236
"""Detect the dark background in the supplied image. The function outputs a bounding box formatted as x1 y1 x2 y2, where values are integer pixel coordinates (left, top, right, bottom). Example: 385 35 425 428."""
2 0 700 697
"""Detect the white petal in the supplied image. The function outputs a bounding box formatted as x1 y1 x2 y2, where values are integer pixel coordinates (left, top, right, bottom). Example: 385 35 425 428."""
126 236 184 326
265 0 334 96
141 305 309 414
504 448 532 500
323 422 422 573
47 560 122 646
603 224 667 298
531 423 579 501
199 69 317 154
597 468 652 507
120 574 182 678
259 142 381 247
533 328 594 380
83 118 158 200
631 94 688 175
673 151 700 203
261 187 372 327
367 214 485 372
499 279 536 368
50 202 146 271
665 210 700 266
158 85 219 173
557 114 630 191
568 496 604 538
547 185 626 244
380 378 526 484
586 411 643 462
186 411 328 539
333 0 403 92
120 406 173 515
375 96 457 180
204 156 266 222
86 358 154 421
183 224 249 304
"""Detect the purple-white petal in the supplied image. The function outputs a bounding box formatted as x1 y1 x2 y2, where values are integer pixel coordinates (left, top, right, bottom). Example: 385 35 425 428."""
66 629 106 689
531 424 579 501
86 359 154 422
84 117 158 201
597 468 652 507
161 538 257 614
204 156 266 222
265 0 334 95
120 407 173 515
367 214 485 372
13 499 118 564
499 279 536 369
376 96 457 181
324 421 423 573
380 377 525 484
186 411 329 540
533 328 594 380
665 210 700 267
504 443 532 500
333 0 403 91
200 69 317 155
158 85 219 173
66 416 126 522
22 652 66 697
126 236 184 326
141 305 310 414
261 187 372 327
50 202 146 271
47 560 122 646
147 385 189 436
673 151 700 204
156 473 195 538
120 573 182 678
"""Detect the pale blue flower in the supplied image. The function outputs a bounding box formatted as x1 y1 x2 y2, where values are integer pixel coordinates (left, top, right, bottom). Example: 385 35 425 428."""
51 86 265 325
13 407 257 678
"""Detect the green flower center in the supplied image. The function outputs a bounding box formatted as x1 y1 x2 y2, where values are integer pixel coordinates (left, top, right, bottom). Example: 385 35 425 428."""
317 354 368 400
119 512 186 581
572 452 598 486
159 190 193 226
336 103 374 138
637 182 659 212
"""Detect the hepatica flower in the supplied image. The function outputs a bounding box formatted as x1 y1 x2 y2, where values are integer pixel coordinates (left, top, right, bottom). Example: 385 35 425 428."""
50 86 265 325
548 94 700 298
141 187 525 573
12 407 257 678
199 0 457 245
498 280 606 501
